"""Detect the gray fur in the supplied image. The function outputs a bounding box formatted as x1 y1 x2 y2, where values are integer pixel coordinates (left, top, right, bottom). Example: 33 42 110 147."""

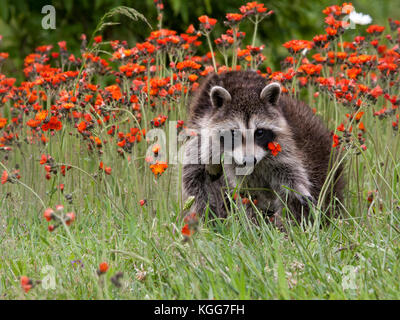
182 71 345 224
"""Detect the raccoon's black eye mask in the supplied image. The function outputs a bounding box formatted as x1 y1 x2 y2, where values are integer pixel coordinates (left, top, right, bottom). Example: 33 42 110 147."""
254 128 275 148
218 128 275 150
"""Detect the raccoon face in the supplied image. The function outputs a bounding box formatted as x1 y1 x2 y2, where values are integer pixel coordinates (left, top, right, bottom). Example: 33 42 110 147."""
204 82 286 172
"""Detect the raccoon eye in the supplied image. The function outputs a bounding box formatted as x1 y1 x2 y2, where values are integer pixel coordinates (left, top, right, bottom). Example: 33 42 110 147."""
254 128 274 142
255 129 265 138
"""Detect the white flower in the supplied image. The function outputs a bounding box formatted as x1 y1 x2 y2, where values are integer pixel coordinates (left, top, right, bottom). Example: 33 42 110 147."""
349 10 372 25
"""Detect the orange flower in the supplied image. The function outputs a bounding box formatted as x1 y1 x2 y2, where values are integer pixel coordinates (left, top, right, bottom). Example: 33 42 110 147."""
105 84 122 100
0 118 7 129
94 35 103 43
298 63 323 76
181 223 193 237
152 144 160 154
355 111 365 121
283 40 313 53
186 24 195 34
347 67 362 79
366 25 385 34
40 154 48 165
313 34 328 46
62 102 75 110
239 2 270 15
1 170 8 184
332 134 340 148
42 116 62 131
337 123 345 132
35 110 48 121
0 52 9 60
44 208 55 222
369 86 383 99
149 161 168 178
326 27 338 36
198 15 217 29
176 60 201 70
99 162 112 174
267 142 282 156
336 52 347 60
93 136 102 147
226 13 243 22
20 276 32 293
26 119 42 128
119 63 146 77
98 262 109 274
77 121 87 133
117 139 126 147
65 212 76 226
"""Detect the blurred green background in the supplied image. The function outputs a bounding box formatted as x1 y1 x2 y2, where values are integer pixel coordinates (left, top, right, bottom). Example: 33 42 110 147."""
0 0 399 79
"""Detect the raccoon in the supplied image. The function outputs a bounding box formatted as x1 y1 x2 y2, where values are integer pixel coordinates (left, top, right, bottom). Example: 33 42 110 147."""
182 70 345 224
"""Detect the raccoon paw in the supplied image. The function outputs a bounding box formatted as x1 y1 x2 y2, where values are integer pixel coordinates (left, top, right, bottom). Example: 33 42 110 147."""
297 194 315 207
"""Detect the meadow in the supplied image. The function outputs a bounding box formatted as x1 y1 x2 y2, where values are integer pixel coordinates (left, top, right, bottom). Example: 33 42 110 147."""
1 2 400 299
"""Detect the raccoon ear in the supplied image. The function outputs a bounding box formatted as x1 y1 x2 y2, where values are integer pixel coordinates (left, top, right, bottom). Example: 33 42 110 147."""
260 82 281 105
210 86 231 108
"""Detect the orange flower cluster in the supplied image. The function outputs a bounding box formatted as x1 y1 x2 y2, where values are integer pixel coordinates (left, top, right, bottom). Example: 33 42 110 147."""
43 205 76 232
283 40 314 54
1 169 20 184
239 2 273 17
277 3 400 152
149 161 168 178
182 212 199 240
198 15 217 31
267 142 282 156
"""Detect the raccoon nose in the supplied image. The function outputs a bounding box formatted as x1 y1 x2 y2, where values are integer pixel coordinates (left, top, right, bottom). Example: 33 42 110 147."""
242 156 257 166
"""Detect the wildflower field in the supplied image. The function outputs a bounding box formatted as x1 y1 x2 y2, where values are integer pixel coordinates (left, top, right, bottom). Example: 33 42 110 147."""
1 1 400 299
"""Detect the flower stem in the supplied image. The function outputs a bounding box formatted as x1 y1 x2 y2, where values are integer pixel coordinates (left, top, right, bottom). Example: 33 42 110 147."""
0 162 46 209
232 27 238 69
251 16 259 48
206 33 217 72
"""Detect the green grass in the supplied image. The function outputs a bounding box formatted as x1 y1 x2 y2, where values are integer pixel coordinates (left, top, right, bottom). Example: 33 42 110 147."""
1 102 400 300
1 1 400 301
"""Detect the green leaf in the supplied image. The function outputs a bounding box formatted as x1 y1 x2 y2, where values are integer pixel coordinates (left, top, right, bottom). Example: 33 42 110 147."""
170 0 182 16
0 0 10 21
275 241 290 299
64 1 73 15
183 196 195 211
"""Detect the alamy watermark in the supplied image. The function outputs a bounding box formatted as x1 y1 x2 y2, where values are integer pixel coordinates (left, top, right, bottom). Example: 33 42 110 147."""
41 265 56 290
41 5 56 30
146 122 268 175
341 265 358 290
